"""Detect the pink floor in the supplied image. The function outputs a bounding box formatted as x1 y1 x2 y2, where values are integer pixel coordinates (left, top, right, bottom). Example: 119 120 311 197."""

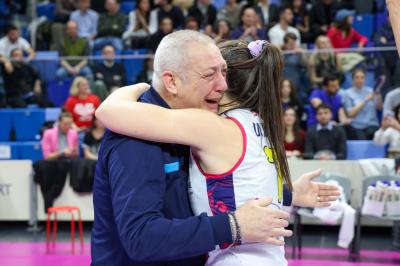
0 242 399 266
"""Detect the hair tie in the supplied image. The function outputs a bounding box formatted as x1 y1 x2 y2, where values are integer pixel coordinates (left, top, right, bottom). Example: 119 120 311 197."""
248 40 268 58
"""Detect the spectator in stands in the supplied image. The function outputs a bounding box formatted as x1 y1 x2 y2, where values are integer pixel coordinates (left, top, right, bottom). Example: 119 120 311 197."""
374 104 400 151
308 35 342 87
122 0 158 46
288 0 313 43
327 9 368 49
281 78 304 123
0 24 35 61
65 76 100 131
92 45 126 101
136 57 154 84
56 20 93 81
157 0 185 29
284 107 305 158
184 16 200 31
41 112 80 160
213 20 232 43
93 0 127 51
231 7 266 42
187 0 217 30
1 48 53 108
54 0 78 23
268 6 300 47
70 0 99 41
254 0 279 28
383 87 400 117
308 74 349 127
83 116 105 160
374 15 400 91
216 0 241 29
304 103 347 160
131 17 174 52
309 0 337 40
342 68 381 140
281 32 307 97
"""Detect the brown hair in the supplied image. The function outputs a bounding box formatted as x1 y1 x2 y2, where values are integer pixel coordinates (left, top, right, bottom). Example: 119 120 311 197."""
218 40 292 190
284 107 303 148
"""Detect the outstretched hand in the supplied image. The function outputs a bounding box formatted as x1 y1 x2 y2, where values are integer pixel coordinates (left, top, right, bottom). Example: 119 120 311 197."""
292 169 341 208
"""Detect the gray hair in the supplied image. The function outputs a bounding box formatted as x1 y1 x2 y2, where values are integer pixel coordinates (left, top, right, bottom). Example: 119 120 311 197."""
152 30 215 91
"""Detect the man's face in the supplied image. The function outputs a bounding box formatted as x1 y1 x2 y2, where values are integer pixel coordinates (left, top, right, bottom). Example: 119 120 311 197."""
66 22 78 38
283 38 296 50
79 0 90 11
105 0 119 13
242 8 256 27
102 45 115 61
8 29 19 43
174 43 228 113
10 49 23 62
160 18 173 34
325 80 339 95
59 117 73 134
282 9 294 24
316 108 332 125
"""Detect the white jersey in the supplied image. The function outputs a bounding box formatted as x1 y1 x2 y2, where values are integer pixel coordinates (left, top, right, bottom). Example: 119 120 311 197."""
188 108 287 266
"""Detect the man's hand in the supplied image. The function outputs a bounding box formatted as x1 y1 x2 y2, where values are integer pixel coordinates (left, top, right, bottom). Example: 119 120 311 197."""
235 197 292 246
292 169 340 208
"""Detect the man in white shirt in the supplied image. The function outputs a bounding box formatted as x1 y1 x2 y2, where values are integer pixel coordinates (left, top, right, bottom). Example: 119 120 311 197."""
0 25 35 61
268 6 301 47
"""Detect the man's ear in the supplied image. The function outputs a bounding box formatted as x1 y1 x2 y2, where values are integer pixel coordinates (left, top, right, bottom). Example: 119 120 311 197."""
161 71 178 95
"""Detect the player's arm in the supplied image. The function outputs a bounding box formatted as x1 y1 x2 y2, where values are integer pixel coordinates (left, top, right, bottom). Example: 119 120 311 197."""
95 84 240 152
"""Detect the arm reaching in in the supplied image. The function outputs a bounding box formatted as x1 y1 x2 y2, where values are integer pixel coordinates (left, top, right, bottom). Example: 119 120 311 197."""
292 169 341 208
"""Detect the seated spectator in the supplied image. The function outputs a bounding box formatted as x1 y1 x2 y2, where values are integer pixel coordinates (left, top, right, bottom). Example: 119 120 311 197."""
231 7 266 42
282 32 307 97
131 17 174 52
93 0 127 51
254 0 279 28
41 112 80 160
374 104 400 151
213 20 232 43
289 0 313 43
83 117 105 160
70 0 99 41
184 16 200 31
308 35 342 87
54 0 78 23
0 24 35 61
2 48 53 108
92 45 126 101
304 103 347 160
65 76 100 131
327 9 368 49
56 20 93 81
122 0 158 45
284 107 305 158
281 78 304 122
216 0 241 29
308 74 349 127
342 68 381 140
157 0 185 29
309 0 337 41
187 0 217 29
136 57 154 84
268 6 301 47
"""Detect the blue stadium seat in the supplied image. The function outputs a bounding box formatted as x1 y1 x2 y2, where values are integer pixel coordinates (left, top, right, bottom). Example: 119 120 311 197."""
120 2 135 15
353 14 375 39
36 2 55 21
47 79 73 107
45 108 62 122
123 49 147 85
0 142 20 160
0 109 12 141
31 51 60 82
346 140 386 160
213 0 226 10
19 141 43 162
12 109 45 141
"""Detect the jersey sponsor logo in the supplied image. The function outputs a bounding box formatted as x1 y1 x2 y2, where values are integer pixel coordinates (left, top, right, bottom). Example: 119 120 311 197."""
263 146 283 203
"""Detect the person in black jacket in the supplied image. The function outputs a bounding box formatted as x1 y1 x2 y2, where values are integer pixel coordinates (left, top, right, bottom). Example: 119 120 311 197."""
187 0 217 30
309 0 338 41
304 103 347 160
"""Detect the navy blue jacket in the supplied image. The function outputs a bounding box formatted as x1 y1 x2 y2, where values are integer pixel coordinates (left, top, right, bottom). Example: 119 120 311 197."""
91 87 231 266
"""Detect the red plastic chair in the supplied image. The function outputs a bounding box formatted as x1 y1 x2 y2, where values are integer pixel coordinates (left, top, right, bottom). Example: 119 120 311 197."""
46 205 84 254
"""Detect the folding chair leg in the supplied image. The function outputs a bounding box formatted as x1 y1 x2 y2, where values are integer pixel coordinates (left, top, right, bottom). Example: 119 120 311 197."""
71 212 75 255
46 212 51 252
52 213 57 249
78 210 84 252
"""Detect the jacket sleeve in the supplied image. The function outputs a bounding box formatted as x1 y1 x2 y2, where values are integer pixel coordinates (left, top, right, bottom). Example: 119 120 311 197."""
41 130 52 160
108 139 231 261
